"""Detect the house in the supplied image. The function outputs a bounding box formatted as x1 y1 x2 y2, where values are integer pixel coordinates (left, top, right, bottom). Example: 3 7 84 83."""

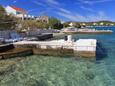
69 22 77 27
100 22 104 26
110 23 114 26
80 23 86 26
36 16 49 23
93 23 98 26
5 6 35 20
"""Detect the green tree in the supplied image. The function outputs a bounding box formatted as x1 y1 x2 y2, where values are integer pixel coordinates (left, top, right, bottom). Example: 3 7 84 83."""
63 22 81 28
48 17 63 29
63 22 70 27
0 5 6 16
74 23 81 28
36 21 49 29
19 20 49 31
20 20 38 31
52 23 63 30
0 5 16 30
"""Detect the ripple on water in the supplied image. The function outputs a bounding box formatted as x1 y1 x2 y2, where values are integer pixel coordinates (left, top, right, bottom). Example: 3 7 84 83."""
0 55 114 86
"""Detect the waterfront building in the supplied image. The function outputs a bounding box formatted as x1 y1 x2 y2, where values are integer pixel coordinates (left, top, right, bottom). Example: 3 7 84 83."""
5 6 35 20
69 22 77 27
100 22 104 26
93 23 98 26
110 23 114 26
80 23 86 26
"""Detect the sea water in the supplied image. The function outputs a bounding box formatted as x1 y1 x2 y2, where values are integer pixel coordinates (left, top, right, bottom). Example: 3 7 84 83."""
0 26 115 86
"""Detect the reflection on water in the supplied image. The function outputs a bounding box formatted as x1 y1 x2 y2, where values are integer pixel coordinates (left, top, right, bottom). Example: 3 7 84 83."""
0 27 115 86
96 42 108 61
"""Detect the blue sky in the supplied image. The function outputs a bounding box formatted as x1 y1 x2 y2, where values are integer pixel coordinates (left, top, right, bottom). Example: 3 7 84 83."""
0 0 115 22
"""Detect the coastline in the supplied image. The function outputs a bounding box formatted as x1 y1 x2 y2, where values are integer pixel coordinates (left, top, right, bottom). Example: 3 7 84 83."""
0 26 114 86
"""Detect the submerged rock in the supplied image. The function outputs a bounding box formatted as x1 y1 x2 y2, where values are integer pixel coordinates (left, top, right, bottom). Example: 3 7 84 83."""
84 72 95 80
24 78 48 86
0 60 16 75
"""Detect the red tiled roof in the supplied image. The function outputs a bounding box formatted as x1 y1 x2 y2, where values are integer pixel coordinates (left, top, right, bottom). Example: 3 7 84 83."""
10 6 27 13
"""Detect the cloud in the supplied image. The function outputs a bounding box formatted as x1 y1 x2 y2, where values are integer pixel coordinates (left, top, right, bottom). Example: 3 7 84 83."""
31 0 60 15
87 11 109 21
32 1 46 7
56 7 109 21
58 8 71 14
28 8 39 13
39 8 54 15
56 7 86 21
13 0 17 3
57 11 86 21
45 0 60 6
80 6 95 12
31 0 65 15
30 0 111 21
78 0 113 5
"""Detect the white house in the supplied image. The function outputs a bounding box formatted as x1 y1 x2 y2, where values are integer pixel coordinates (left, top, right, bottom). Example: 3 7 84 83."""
5 6 35 20
93 23 98 26
110 23 114 26
69 23 73 27
100 22 104 26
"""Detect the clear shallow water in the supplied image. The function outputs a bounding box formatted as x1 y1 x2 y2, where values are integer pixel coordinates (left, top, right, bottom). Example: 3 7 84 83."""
0 26 115 86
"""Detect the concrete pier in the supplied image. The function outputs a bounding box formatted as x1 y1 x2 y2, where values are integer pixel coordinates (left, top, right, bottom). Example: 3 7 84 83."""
74 39 96 57
14 36 97 57
0 44 33 59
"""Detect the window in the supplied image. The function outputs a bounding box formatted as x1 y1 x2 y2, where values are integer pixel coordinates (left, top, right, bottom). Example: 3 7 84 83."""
16 11 21 14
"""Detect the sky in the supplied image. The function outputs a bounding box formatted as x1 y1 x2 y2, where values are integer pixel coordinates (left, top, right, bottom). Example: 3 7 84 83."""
0 0 115 22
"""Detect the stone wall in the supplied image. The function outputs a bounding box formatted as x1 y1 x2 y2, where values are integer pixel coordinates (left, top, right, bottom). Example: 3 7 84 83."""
33 48 74 56
0 48 33 59
14 44 74 56
74 51 96 57
0 44 33 59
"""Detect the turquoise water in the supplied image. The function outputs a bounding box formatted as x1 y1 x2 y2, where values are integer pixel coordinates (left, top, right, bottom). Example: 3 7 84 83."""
0 26 115 86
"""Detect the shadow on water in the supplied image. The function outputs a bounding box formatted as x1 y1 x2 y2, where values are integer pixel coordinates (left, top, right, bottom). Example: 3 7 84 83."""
96 41 108 61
